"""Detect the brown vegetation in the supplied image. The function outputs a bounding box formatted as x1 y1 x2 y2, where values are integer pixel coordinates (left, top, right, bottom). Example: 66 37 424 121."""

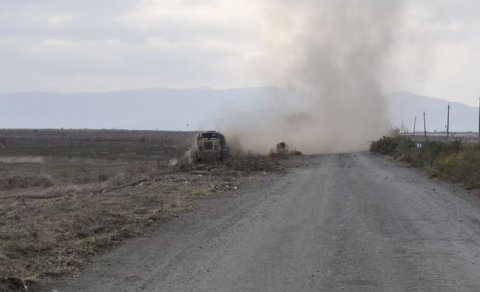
370 135 480 190
0 129 288 291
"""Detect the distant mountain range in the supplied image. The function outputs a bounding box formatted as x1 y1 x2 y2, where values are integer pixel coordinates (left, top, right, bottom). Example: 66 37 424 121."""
0 87 477 132
0 87 274 130
389 91 478 133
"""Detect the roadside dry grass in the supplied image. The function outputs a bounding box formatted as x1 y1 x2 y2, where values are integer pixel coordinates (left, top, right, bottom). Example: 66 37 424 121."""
370 135 480 190
0 153 286 291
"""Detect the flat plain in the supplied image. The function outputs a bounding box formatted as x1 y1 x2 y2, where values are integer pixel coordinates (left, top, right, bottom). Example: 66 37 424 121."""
0 129 285 291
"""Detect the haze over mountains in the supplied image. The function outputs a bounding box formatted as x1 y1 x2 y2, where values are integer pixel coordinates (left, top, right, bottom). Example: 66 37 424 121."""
389 91 478 133
1 88 477 132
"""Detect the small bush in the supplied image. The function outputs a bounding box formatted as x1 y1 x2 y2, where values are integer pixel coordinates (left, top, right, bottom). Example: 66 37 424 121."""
430 148 480 189
370 136 401 155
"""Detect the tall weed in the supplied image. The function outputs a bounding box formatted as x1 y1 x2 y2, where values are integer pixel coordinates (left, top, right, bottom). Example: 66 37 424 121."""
371 137 480 189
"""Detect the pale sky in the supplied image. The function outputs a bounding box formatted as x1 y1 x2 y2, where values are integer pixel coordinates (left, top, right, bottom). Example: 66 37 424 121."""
0 0 479 106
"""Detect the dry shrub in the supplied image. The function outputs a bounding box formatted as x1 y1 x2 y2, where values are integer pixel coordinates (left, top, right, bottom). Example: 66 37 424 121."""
429 148 480 189
224 154 280 172
371 136 480 190
370 136 403 155
291 150 303 156
0 176 54 191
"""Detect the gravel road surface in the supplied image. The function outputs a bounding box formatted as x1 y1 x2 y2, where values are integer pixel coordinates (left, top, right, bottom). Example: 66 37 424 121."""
49 153 480 291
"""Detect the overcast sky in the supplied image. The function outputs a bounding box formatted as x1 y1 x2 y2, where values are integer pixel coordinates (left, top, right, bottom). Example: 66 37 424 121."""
1 0 479 105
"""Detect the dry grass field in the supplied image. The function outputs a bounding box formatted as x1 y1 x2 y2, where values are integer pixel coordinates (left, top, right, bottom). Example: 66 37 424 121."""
0 129 285 291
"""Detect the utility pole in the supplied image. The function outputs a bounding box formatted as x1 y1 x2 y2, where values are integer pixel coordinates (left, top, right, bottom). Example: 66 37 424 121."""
413 116 417 137
447 104 451 139
423 111 427 139
478 98 480 141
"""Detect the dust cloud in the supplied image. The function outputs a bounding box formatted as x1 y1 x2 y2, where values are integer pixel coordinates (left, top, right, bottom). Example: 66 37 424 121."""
221 0 404 154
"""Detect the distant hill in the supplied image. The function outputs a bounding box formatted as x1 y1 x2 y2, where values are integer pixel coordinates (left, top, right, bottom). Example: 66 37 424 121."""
389 91 478 132
0 87 281 130
0 87 477 132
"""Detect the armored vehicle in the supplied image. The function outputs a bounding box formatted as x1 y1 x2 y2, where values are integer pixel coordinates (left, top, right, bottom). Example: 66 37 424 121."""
193 131 229 161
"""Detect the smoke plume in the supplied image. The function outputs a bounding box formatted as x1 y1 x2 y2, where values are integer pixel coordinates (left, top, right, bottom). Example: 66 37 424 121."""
221 0 404 154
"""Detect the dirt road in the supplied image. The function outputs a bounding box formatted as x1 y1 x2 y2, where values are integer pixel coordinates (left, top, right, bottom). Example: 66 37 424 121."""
49 153 480 291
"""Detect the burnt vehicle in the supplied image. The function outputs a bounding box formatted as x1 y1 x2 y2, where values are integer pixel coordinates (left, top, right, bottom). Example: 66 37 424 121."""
192 131 229 161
